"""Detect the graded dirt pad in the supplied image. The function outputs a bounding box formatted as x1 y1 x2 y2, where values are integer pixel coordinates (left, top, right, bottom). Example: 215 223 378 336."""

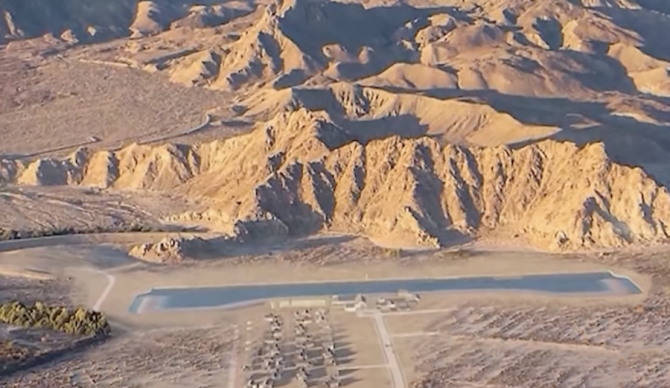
0 274 69 305
330 312 387 368
0 48 234 158
0 237 649 326
0 326 236 388
0 186 197 231
391 300 670 387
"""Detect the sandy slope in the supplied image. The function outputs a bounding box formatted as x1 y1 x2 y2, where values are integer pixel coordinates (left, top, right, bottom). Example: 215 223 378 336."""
3 0 670 252
0 186 196 231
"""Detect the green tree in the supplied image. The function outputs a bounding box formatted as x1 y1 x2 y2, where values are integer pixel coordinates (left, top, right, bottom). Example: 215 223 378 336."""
0 301 111 336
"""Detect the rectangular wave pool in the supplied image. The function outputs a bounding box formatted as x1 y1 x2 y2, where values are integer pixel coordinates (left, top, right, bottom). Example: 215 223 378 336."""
128 271 642 314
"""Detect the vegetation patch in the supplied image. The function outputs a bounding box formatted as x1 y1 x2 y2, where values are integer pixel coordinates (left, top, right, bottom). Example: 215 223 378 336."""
0 301 110 337
0 301 111 377
383 247 404 258
0 339 32 364
0 223 193 241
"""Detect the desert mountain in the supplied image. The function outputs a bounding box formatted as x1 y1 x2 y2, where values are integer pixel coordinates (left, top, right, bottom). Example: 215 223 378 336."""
0 0 253 44
0 0 135 43
1 107 669 251
157 0 670 97
4 0 670 251
235 83 560 145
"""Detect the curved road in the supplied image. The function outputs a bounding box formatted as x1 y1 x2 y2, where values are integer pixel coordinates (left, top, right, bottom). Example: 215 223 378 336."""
0 233 172 315
141 112 212 145
90 268 115 312
0 230 240 388
0 232 211 254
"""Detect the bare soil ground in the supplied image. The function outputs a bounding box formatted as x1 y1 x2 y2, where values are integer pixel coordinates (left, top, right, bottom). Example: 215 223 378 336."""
0 326 235 388
0 340 35 374
0 233 667 387
389 297 670 387
0 322 89 375
0 186 198 231
0 274 70 306
0 275 88 380
0 44 239 159
3 1 670 384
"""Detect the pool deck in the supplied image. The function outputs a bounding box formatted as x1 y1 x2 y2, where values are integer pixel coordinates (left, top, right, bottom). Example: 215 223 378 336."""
128 271 642 314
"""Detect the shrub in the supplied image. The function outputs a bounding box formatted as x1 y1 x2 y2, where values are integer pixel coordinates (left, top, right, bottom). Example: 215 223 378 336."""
0 223 179 241
0 301 110 337
384 248 403 258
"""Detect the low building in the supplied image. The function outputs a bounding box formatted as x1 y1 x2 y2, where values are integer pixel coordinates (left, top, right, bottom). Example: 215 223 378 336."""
394 299 410 310
343 299 367 312
397 290 421 302
331 294 358 305
269 297 330 309
333 294 366 308
375 296 412 311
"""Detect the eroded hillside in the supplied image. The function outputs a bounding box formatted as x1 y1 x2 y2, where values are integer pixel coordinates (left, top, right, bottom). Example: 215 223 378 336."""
2 108 669 250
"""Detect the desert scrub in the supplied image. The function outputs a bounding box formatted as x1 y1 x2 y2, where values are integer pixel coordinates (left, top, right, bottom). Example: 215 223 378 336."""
435 248 478 260
0 339 34 365
384 247 403 258
0 301 110 336
0 222 182 241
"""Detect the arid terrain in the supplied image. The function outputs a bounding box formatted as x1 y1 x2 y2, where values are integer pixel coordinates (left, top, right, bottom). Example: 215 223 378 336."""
0 237 667 388
3 0 670 386
4 0 670 251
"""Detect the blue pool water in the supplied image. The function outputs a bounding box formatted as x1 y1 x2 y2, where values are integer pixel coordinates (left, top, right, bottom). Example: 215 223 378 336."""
128 271 642 314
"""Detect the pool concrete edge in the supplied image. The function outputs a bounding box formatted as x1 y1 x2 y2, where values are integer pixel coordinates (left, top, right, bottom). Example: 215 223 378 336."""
127 269 649 314
607 267 651 302
83 256 654 328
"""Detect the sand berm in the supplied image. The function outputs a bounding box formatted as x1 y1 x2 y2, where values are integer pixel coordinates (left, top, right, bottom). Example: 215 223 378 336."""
1 104 668 252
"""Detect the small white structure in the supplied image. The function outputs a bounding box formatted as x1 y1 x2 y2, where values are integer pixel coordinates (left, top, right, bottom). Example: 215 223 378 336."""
331 294 358 305
375 296 414 311
269 297 330 309
397 289 421 302
334 294 367 311
343 295 368 312
394 299 410 310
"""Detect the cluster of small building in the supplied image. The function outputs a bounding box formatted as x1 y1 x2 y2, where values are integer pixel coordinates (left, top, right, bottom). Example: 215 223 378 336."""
244 314 284 388
332 290 421 312
243 308 344 388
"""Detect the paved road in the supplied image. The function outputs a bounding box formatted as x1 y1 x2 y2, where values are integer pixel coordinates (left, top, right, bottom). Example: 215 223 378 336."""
66 267 116 312
228 326 239 388
92 270 115 312
143 112 212 144
371 311 405 388
359 308 458 317
0 232 212 254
